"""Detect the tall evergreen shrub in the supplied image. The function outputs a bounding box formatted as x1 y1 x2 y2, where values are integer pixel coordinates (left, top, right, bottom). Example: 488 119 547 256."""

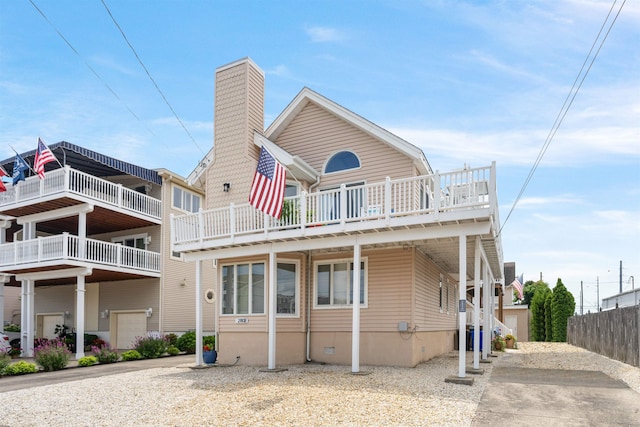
551 278 576 342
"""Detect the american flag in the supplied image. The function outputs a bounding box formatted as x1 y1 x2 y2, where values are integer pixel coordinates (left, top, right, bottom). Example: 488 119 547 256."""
34 137 56 179
249 146 286 218
511 274 524 300
0 165 7 192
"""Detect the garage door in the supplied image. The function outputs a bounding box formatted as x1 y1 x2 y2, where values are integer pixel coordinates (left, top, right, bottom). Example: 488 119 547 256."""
115 312 147 349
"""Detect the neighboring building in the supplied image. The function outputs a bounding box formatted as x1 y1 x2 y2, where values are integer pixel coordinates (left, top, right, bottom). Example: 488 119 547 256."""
172 58 504 369
496 261 530 341
0 142 215 358
602 288 640 310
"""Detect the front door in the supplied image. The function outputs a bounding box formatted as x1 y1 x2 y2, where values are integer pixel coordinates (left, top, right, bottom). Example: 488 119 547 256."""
505 314 518 338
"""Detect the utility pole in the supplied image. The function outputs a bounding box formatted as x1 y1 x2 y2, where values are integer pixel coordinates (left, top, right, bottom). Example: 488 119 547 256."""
619 260 623 294
580 281 583 315
597 276 600 311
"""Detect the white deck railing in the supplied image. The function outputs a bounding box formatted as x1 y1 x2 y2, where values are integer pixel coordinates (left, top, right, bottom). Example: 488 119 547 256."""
465 302 513 337
0 233 160 273
172 164 496 246
0 166 161 220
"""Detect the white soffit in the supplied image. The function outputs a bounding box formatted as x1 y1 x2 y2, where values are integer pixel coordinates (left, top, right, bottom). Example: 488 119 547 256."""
253 133 319 183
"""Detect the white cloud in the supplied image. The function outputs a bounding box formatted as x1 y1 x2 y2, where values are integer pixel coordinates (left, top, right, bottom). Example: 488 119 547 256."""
305 26 345 43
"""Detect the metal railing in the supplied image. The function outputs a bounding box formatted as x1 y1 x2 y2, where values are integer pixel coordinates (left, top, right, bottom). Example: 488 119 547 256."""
0 233 160 273
0 166 161 220
172 164 496 246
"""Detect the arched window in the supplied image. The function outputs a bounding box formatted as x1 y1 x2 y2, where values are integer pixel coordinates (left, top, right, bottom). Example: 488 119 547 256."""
324 151 360 174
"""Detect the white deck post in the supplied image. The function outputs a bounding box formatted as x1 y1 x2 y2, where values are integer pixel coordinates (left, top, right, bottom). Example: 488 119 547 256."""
352 241 361 373
195 260 203 366
482 263 490 359
458 234 467 378
268 249 277 369
26 280 35 357
75 275 86 359
473 237 481 370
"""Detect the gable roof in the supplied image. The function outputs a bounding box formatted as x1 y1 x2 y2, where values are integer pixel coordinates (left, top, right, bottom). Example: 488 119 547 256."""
0 141 161 184
265 87 433 175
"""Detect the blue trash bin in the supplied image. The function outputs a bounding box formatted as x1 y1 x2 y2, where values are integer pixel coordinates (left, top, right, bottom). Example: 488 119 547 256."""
470 329 483 351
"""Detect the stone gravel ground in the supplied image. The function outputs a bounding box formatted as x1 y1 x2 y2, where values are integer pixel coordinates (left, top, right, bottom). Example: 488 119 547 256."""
1 342 638 426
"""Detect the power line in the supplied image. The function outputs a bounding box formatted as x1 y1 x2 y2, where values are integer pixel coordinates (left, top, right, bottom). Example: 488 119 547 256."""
100 0 206 157
28 0 155 136
498 0 626 237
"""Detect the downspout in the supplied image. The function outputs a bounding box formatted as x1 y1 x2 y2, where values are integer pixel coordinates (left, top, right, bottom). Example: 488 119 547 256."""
305 177 321 363
306 250 312 362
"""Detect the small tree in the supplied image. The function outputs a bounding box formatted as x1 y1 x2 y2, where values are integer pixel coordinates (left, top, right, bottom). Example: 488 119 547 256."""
551 278 575 342
530 284 550 341
544 291 553 342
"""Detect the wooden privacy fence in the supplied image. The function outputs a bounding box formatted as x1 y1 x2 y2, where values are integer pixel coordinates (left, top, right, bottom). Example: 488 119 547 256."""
567 305 640 368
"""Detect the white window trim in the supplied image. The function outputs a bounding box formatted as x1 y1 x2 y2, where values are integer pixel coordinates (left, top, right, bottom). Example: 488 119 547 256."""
323 150 362 175
111 233 149 249
313 257 368 309
276 259 300 318
220 262 265 316
172 184 202 214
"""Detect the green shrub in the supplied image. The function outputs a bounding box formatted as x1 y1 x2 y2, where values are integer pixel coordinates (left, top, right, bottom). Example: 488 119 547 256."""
91 344 119 364
78 356 98 367
0 351 10 372
121 350 142 361
176 331 196 354
203 335 215 349
3 360 38 375
164 333 178 346
34 338 71 371
133 335 169 359
3 323 20 332
166 345 180 356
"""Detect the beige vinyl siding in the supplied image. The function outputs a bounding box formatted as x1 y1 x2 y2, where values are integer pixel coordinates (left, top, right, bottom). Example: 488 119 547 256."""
3 285 21 325
275 102 416 187
310 248 412 332
99 278 159 332
413 249 458 332
160 177 215 332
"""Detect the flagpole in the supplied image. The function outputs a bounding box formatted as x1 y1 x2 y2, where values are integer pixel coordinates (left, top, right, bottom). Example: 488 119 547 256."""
38 137 64 168
9 145 37 175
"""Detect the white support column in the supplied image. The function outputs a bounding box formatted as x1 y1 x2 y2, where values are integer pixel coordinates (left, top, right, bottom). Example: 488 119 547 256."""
26 280 35 357
75 275 86 359
351 241 361 373
482 263 490 359
267 249 277 369
473 237 481 370
457 234 467 378
20 281 27 356
195 260 203 366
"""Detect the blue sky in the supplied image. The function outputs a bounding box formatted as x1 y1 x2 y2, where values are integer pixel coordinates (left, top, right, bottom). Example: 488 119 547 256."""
1 0 638 310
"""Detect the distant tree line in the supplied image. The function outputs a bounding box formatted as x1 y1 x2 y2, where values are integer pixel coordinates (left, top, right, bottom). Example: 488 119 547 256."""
520 278 576 342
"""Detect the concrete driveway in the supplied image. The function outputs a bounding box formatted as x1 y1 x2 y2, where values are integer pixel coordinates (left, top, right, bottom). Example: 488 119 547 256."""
473 352 640 426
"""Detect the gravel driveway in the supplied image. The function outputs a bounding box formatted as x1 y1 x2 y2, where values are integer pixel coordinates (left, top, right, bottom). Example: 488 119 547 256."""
1 342 638 426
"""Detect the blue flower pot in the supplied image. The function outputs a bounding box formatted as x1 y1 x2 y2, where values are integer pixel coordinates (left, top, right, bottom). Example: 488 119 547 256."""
203 350 217 365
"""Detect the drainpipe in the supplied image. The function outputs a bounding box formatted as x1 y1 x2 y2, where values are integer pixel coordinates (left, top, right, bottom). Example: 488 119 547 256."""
306 250 312 362
305 177 321 363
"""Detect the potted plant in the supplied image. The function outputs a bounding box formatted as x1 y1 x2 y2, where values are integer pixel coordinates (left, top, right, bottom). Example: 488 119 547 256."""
505 334 516 349
492 335 506 351
203 344 217 365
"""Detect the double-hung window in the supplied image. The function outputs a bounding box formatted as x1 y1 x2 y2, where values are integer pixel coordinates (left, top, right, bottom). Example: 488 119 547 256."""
222 263 265 315
277 261 298 315
315 259 367 308
172 185 201 213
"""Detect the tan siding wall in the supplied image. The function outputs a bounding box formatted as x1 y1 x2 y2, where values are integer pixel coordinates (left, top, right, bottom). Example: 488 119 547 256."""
275 103 416 187
99 278 159 332
413 249 458 332
2 285 21 325
207 59 264 211
310 248 412 332
161 177 215 333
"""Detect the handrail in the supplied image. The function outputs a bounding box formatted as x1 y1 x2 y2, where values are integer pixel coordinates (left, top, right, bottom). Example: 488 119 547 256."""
0 166 161 220
0 233 160 273
172 165 495 245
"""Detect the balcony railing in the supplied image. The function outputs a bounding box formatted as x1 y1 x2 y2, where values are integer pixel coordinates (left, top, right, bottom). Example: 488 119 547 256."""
0 233 161 274
0 165 161 220
172 164 497 247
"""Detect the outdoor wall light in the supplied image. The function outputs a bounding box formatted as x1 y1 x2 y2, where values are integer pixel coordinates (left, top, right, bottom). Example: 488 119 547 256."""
223 182 231 192
146 307 153 317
